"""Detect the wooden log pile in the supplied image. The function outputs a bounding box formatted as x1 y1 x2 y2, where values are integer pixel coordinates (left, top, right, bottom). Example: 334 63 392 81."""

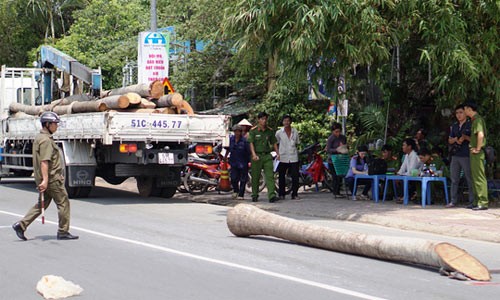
8 80 195 117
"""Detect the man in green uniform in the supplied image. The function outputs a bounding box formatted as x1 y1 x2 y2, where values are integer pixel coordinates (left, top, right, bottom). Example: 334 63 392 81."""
463 101 489 210
12 111 79 240
248 112 279 203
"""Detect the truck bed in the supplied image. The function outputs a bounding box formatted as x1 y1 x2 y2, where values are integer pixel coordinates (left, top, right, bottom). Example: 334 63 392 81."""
2 111 230 145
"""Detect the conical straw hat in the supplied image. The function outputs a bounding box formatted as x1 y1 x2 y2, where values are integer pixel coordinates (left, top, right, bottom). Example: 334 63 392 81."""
238 119 252 127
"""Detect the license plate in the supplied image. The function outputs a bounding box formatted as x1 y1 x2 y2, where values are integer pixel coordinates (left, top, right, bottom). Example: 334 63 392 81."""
158 153 174 164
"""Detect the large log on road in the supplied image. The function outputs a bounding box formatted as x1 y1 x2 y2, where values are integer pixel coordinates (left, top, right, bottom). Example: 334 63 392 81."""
227 204 491 281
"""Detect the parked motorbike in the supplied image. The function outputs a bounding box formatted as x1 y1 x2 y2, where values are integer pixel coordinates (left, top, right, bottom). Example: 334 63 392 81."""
183 148 226 195
183 143 267 196
281 143 334 194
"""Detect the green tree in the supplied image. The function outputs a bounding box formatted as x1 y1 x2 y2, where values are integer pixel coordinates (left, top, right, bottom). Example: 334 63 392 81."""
55 0 148 89
223 0 499 150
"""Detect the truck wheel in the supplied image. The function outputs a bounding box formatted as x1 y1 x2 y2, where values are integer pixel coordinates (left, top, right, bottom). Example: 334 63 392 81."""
160 187 177 198
66 187 92 198
101 175 127 185
136 176 155 197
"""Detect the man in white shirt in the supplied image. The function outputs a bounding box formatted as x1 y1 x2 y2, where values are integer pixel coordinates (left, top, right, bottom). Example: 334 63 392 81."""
398 138 422 176
396 138 422 203
275 115 300 199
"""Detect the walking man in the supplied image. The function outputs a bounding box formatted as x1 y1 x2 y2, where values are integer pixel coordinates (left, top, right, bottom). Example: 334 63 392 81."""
275 114 300 200
248 112 279 203
12 111 79 240
463 101 489 210
446 104 474 208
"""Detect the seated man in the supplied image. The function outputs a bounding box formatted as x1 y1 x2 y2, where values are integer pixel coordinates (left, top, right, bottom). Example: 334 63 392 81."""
345 145 372 200
396 138 422 203
416 148 449 203
381 144 400 173
418 148 448 176
381 144 400 200
398 138 422 176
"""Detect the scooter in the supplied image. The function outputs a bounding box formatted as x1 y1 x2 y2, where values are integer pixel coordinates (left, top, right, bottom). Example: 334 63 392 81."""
183 144 267 196
183 146 226 195
282 143 334 194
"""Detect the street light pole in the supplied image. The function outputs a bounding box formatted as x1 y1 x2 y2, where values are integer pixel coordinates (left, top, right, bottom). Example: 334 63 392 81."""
150 0 157 32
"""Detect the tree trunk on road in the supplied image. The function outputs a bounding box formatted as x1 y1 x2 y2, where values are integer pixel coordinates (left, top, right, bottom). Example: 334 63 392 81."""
227 204 491 281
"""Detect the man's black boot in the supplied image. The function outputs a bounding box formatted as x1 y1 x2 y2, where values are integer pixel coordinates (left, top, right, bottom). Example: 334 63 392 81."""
12 222 27 241
57 232 79 240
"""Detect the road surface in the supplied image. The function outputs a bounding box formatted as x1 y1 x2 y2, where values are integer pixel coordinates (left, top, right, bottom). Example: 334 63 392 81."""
1 178 498 299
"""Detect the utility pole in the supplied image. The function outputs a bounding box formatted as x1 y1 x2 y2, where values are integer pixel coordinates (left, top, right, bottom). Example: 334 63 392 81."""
151 0 157 32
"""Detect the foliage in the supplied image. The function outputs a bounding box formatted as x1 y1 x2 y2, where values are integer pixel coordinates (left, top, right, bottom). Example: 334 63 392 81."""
222 0 500 153
251 76 332 150
0 1 37 66
55 0 148 89
2 0 498 153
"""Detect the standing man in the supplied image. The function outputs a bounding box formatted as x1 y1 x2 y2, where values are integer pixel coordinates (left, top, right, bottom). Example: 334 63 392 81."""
275 115 300 200
248 112 279 203
414 128 430 151
12 112 79 241
463 101 489 210
326 122 348 196
446 104 474 208
226 124 251 200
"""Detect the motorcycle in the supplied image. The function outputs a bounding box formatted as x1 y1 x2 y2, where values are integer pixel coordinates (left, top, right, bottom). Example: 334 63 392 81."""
281 143 334 194
183 144 267 196
183 149 226 195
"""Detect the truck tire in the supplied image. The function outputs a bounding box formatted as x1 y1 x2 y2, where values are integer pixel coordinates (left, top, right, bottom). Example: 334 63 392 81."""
66 186 92 198
160 187 177 198
136 176 155 197
101 175 127 185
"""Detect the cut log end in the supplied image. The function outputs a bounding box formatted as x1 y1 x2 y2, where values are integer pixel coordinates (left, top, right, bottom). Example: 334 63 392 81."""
435 243 491 281
150 80 164 99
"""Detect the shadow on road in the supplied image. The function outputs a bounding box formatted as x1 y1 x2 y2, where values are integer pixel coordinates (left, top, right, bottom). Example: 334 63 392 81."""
0 177 193 206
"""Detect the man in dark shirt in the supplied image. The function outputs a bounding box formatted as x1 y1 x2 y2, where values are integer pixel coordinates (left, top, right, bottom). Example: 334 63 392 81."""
326 122 347 196
446 104 473 208
226 125 251 200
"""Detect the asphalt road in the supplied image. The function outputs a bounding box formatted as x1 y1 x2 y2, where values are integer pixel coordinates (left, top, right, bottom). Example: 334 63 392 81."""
0 178 499 300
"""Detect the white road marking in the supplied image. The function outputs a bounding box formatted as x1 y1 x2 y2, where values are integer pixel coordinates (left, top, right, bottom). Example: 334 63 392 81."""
1 210 386 300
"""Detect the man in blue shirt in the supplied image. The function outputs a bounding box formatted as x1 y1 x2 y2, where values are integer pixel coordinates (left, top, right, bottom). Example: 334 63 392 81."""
226 125 251 200
447 104 473 208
